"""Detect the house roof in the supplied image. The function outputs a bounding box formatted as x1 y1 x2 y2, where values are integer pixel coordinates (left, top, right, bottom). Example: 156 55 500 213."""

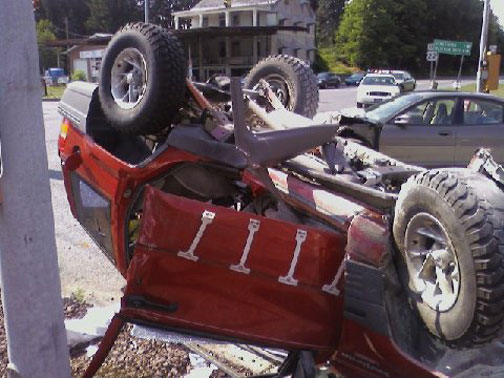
192 0 278 9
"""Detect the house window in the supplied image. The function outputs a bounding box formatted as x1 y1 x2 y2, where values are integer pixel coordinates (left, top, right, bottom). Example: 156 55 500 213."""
219 14 226 26
233 14 240 26
202 16 209 27
232 41 241 57
219 41 226 57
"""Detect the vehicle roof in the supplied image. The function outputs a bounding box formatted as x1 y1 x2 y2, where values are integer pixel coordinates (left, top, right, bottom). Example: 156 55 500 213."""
362 73 395 80
405 90 504 102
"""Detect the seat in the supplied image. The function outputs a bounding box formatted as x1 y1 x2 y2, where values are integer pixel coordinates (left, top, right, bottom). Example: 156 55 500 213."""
422 103 435 124
432 103 450 125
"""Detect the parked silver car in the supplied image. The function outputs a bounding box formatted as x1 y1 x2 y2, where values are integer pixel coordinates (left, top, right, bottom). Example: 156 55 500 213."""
337 91 504 167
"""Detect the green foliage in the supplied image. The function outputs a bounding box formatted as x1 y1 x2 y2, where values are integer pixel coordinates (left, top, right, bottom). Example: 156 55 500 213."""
316 0 345 46
43 85 66 100
334 0 504 73
86 0 142 34
72 288 86 304
36 19 58 73
71 70 87 81
336 0 400 68
40 0 201 36
315 47 355 74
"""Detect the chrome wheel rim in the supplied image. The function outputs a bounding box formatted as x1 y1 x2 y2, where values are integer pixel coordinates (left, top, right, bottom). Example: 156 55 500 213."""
111 48 148 109
404 213 460 312
263 74 292 109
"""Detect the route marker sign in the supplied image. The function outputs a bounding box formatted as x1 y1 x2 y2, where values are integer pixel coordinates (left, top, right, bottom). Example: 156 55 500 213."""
433 39 472 56
426 51 439 61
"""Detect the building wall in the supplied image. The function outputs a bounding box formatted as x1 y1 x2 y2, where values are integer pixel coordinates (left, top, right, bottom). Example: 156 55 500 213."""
178 0 316 80
68 45 107 82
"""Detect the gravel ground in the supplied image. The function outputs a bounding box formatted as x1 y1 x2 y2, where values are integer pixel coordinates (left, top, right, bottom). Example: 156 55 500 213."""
0 292 223 378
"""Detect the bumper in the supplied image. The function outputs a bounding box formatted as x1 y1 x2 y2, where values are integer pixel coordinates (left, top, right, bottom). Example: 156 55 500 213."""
357 94 396 106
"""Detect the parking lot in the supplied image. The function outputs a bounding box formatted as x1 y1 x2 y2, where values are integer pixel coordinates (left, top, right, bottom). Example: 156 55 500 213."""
317 78 474 112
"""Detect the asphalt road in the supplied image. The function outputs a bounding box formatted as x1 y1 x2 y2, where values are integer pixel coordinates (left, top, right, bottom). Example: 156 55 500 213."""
317 78 475 113
42 78 475 304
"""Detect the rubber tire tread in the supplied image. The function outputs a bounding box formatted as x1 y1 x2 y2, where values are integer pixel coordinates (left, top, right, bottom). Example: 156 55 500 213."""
244 54 319 118
99 22 187 135
393 168 504 347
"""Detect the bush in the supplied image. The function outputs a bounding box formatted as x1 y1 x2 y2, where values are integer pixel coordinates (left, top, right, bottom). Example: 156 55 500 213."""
71 70 87 81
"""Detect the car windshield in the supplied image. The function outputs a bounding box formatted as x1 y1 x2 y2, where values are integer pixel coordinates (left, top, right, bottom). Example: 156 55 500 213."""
349 73 363 80
362 76 396 86
317 73 330 78
392 73 404 80
365 93 423 122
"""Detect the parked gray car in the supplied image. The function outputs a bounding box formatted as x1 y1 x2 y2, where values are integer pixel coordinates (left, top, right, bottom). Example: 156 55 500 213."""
336 91 504 167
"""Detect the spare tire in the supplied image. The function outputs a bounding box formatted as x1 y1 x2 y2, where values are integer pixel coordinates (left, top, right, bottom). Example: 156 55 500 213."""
244 55 319 118
99 23 187 135
393 169 504 347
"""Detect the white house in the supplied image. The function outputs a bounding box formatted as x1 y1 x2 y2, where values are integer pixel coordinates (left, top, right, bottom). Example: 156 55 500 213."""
173 0 316 81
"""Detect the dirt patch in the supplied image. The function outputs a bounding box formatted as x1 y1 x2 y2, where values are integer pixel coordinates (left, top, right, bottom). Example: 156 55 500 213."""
0 292 210 378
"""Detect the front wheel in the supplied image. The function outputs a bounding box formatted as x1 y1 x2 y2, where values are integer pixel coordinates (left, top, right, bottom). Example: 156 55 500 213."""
393 169 504 347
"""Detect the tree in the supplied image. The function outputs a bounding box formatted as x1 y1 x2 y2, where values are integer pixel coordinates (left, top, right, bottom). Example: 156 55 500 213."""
316 0 345 46
334 0 504 72
86 0 142 34
143 0 200 28
36 19 58 73
335 0 400 68
39 0 90 38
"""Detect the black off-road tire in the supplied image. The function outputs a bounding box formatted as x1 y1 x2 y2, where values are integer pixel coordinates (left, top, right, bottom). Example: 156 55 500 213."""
244 55 319 119
393 169 504 347
99 23 187 135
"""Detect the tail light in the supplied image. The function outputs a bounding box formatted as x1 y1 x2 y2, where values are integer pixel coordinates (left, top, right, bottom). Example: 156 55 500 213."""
58 118 70 153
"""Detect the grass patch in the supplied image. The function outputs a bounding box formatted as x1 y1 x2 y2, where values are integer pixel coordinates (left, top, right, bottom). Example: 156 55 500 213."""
441 83 504 98
71 288 86 304
42 84 66 100
318 47 358 74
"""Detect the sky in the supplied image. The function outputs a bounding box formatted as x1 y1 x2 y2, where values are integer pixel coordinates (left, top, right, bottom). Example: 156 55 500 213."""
491 0 504 28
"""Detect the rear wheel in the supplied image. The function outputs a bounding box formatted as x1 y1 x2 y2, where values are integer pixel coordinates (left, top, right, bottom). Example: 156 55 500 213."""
99 22 187 135
244 55 319 119
394 169 504 347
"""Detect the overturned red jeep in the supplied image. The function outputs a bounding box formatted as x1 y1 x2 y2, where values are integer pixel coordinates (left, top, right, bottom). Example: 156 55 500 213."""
58 23 504 377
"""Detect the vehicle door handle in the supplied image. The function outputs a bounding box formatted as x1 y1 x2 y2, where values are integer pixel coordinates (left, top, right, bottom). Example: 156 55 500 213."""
438 132 450 136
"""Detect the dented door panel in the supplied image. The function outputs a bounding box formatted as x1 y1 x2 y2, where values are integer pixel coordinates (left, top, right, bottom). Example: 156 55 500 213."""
124 186 347 350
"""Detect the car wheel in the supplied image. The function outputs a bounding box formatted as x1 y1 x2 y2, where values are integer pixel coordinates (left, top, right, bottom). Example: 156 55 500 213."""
99 23 187 135
356 102 363 108
244 55 319 119
394 169 504 347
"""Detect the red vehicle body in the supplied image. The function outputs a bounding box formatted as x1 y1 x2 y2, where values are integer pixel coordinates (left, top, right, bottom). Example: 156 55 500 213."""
58 79 504 378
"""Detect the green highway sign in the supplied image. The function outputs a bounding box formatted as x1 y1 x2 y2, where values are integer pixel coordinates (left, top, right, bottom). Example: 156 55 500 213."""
433 39 472 56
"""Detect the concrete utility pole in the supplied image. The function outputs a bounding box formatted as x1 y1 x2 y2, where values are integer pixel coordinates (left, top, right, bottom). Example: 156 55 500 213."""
144 0 149 23
477 0 491 92
0 1 71 377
